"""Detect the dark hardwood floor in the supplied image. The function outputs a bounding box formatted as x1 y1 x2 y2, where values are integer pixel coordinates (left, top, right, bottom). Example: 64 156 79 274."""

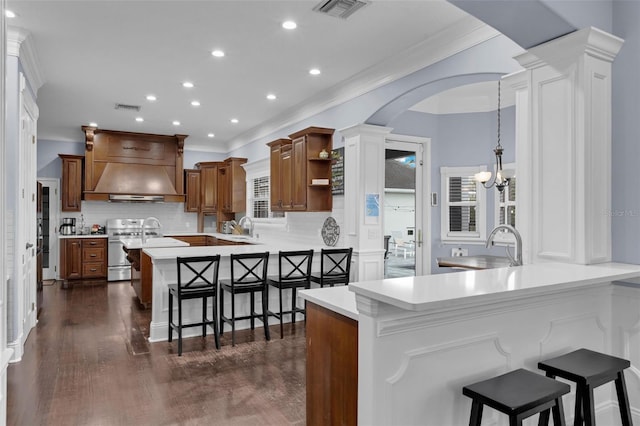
8 280 307 425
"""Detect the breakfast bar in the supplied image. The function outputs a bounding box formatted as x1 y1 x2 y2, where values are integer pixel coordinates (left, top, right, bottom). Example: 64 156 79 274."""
300 262 640 425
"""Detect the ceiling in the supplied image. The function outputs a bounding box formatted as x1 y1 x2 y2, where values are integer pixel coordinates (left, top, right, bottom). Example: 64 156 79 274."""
7 0 489 152
410 81 516 115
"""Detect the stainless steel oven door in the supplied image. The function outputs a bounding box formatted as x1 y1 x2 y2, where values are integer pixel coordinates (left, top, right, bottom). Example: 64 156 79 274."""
108 239 130 281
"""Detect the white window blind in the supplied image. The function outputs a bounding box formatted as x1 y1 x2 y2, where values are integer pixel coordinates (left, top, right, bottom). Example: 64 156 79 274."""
440 166 486 242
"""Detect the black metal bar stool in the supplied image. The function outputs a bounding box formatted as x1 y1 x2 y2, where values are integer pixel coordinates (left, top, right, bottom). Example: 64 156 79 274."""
168 255 221 356
538 348 633 426
309 247 353 288
266 249 314 338
463 368 570 426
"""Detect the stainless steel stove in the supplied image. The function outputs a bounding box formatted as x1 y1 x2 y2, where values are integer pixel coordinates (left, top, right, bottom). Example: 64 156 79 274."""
106 218 160 281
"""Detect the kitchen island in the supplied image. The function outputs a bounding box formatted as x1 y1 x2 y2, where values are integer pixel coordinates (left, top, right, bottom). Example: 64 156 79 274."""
300 262 640 425
143 240 329 343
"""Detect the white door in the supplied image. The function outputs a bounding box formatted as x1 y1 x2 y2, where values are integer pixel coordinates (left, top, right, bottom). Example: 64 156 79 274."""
384 136 431 277
19 72 38 337
37 179 59 280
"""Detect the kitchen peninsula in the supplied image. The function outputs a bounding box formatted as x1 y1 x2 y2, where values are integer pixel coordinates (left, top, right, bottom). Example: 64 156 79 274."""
300 262 640 425
141 238 328 342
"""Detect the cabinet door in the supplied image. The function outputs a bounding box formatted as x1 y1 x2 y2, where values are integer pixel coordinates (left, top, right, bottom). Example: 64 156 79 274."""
200 165 218 213
281 145 293 210
60 155 83 212
184 169 201 212
291 137 307 210
227 158 247 213
218 165 231 213
270 144 283 210
62 239 82 279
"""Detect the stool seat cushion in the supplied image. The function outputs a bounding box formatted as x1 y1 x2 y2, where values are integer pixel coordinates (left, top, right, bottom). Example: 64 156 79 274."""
538 348 631 387
463 368 570 415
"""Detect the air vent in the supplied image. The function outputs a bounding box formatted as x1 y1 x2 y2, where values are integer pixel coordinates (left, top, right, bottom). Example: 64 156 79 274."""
313 0 369 19
114 103 141 112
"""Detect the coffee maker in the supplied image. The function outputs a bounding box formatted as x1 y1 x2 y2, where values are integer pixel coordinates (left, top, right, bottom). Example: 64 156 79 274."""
59 218 76 235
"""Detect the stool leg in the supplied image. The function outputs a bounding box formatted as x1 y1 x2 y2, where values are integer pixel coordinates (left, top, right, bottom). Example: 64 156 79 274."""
552 398 567 426
168 292 173 342
279 286 284 338
202 297 207 337
511 415 523 426
574 385 584 426
582 384 595 426
539 408 551 426
469 400 483 426
615 371 633 426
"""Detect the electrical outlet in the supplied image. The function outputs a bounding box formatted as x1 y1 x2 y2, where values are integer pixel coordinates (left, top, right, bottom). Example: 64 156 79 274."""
451 248 468 257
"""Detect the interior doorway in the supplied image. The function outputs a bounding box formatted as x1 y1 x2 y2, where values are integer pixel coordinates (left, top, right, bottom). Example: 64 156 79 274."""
384 137 430 278
37 178 59 281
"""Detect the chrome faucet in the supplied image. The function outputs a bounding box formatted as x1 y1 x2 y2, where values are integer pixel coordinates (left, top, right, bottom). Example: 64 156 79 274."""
238 216 254 238
486 224 522 266
142 216 162 244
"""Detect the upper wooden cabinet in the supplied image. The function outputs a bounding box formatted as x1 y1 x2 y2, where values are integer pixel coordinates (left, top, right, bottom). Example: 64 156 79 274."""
268 127 334 212
196 162 221 213
59 154 84 212
184 169 201 213
219 158 247 213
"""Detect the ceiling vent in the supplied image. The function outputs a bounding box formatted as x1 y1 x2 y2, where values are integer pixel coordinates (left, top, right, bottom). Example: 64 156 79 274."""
313 0 369 19
114 103 141 112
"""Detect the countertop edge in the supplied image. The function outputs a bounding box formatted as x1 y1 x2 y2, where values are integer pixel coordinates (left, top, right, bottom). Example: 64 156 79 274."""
58 234 108 239
299 287 358 321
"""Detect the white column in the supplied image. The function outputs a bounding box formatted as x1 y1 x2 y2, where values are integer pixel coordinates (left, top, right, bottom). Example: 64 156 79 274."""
340 124 392 282
511 27 623 265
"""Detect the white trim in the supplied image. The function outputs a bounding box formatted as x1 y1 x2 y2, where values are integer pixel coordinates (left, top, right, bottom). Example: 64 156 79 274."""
7 26 45 93
225 18 500 153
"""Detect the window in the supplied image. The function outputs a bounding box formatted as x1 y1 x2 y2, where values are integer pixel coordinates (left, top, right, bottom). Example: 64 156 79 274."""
493 163 516 243
440 166 486 242
249 176 285 219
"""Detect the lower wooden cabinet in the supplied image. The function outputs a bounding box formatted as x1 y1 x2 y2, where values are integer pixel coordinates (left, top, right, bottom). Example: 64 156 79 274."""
60 238 107 281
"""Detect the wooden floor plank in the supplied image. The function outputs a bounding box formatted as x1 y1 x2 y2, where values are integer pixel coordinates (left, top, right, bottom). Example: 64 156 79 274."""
8 281 307 425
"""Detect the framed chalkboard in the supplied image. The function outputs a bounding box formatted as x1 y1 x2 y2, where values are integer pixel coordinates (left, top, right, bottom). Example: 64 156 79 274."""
331 147 344 195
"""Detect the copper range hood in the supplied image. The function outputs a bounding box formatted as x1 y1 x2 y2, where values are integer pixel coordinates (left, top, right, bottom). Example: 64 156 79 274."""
82 126 187 202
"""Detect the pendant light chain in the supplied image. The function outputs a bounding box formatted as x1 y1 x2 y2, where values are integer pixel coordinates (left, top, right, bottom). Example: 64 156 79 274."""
497 79 501 149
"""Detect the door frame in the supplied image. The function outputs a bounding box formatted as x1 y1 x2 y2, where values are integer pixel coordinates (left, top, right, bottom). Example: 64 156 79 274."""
36 178 59 280
385 134 431 275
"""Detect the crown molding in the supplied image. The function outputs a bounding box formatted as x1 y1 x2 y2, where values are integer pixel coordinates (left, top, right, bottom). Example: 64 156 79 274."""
225 16 500 152
7 26 45 94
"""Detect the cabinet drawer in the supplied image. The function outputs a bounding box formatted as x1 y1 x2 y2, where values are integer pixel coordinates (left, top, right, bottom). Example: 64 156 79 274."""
82 262 106 278
83 238 106 248
83 247 105 262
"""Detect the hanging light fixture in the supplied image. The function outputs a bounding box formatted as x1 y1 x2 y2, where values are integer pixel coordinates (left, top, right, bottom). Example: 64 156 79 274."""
475 80 511 193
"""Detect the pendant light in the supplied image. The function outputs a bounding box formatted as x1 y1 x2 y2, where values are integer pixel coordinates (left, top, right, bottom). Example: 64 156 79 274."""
475 80 510 192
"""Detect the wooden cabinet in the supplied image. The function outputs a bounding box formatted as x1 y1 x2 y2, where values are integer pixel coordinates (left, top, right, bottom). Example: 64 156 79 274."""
268 127 334 212
306 301 358 425
59 154 84 212
170 235 208 246
184 169 201 212
60 238 107 281
218 157 247 213
197 162 220 213
268 139 292 211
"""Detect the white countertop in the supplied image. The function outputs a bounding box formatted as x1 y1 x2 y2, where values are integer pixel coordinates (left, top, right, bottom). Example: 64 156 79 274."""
58 234 108 239
120 237 190 249
349 262 640 312
143 241 338 260
299 286 358 321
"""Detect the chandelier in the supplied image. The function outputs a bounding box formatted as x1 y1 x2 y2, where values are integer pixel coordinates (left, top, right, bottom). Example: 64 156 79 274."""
475 80 510 193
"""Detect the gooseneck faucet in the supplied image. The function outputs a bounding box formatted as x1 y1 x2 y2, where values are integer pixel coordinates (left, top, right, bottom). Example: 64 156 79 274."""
486 224 522 266
142 217 162 244
238 216 254 238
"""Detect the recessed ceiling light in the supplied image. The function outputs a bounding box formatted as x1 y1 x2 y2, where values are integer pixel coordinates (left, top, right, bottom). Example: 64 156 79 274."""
207 133 215 138
135 117 144 122
146 95 157 101
266 93 277 101
5 10 16 18
182 81 194 88
309 68 321 76
89 122 98 127
172 121 181 126
230 118 239 124
282 21 297 30
211 49 225 58
191 100 200 107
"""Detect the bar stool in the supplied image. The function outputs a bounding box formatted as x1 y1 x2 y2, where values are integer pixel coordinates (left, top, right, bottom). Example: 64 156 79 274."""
309 247 353 288
168 255 221 356
462 368 570 426
538 348 633 426
219 252 271 346
266 249 313 338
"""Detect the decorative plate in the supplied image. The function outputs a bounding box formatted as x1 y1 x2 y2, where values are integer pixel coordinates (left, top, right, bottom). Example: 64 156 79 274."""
321 217 340 247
